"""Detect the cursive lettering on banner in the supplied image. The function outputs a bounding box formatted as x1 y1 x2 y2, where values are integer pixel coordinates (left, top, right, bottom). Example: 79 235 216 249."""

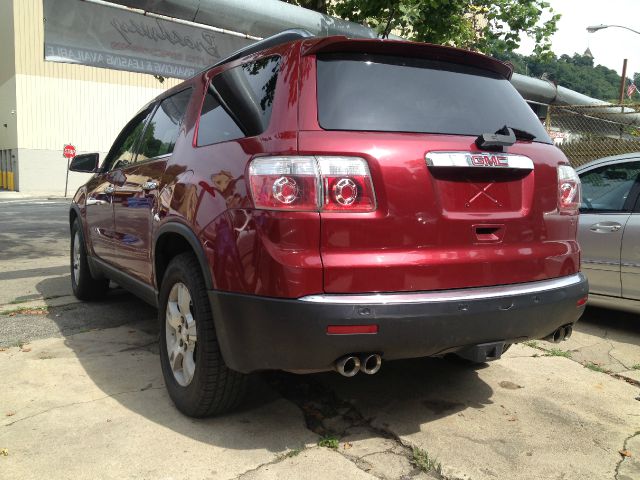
111 17 220 58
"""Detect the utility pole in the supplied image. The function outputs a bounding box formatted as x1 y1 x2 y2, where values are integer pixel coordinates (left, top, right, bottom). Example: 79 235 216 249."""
619 58 628 105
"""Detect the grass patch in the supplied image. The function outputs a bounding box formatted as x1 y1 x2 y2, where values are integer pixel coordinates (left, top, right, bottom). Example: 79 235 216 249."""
0 306 49 316
632 364 640 370
411 447 440 473
523 340 539 348
584 362 608 373
545 348 572 358
318 435 340 449
278 448 303 460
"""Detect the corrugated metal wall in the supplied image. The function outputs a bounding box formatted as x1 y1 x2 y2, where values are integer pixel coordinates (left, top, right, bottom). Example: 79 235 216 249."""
13 0 181 152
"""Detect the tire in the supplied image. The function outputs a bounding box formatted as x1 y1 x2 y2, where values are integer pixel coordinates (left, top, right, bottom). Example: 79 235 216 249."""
70 219 109 301
159 252 248 417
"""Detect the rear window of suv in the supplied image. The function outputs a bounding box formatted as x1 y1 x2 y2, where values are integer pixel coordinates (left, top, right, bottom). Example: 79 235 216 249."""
198 56 280 146
316 53 551 143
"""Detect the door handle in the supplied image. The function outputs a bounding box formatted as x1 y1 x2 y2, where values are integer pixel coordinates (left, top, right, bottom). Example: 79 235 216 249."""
103 185 115 194
141 181 158 191
590 222 622 233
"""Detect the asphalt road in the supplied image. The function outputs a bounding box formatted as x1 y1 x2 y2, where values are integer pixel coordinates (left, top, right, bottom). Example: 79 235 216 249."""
0 198 71 261
1 197 639 480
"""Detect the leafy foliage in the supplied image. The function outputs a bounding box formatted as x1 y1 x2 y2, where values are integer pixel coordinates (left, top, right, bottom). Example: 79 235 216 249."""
285 1 637 102
283 0 559 56
317 435 340 449
494 50 636 102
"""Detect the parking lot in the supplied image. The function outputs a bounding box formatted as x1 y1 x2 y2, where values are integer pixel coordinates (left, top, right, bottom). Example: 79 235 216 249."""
1 198 639 480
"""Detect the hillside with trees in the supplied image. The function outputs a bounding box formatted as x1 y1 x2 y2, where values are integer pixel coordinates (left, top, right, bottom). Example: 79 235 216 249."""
493 51 636 102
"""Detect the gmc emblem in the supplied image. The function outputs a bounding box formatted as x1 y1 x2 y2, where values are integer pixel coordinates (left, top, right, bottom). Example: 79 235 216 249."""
467 154 509 167
425 152 533 170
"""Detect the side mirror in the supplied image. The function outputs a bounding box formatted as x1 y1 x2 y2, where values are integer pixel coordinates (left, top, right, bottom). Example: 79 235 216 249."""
69 153 99 173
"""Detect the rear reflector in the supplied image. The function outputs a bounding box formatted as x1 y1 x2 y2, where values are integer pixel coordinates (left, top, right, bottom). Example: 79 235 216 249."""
327 325 379 335
576 296 588 307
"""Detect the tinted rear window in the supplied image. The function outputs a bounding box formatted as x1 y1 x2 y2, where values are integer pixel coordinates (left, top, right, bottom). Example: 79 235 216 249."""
197 56 280 146
316 54 551 143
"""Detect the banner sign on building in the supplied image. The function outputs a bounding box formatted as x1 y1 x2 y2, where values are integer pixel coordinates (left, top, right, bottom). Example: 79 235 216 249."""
43 0 256 79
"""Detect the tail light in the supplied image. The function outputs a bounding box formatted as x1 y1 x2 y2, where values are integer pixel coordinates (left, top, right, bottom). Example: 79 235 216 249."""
248 156 376 212
558 165 581 211
318 157 376 212
248 157 319 210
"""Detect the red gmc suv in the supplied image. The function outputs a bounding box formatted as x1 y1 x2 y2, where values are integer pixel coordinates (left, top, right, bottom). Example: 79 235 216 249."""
68 30 588 417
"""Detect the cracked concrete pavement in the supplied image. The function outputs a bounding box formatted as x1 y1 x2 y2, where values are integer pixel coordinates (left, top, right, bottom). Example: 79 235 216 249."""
1 198 639 480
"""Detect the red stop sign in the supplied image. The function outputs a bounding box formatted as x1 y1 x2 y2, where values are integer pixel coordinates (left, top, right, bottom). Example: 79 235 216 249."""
63 144 76 159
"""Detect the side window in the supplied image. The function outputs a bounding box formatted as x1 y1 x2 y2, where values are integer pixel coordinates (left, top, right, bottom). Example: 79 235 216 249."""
197 56 280 146
138 88 192 160
104 109 151 171
579 161 640 212
197 91 244 146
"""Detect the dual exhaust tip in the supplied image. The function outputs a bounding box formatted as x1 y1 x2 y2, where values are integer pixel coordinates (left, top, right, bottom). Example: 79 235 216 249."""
545 324 573 343
336 324 575 375
335 354 381 377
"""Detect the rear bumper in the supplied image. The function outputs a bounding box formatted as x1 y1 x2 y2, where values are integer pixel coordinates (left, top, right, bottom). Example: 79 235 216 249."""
209 273 588 373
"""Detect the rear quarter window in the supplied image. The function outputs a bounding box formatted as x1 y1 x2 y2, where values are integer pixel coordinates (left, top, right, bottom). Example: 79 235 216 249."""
316 53 551 143
198 56 280 146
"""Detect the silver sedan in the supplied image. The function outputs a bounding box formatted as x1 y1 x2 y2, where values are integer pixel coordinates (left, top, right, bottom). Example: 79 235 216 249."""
576 153 640 313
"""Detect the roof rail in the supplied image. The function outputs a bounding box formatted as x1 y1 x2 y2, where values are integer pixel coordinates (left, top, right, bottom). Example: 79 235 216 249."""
196 29 314 76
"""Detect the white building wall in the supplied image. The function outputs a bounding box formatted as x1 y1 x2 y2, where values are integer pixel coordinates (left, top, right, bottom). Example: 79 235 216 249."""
10 0 181 194
14 74 175 195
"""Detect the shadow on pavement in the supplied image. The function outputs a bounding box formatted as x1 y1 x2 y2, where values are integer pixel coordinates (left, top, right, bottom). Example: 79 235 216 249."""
34 274 495 451
577 306 640 347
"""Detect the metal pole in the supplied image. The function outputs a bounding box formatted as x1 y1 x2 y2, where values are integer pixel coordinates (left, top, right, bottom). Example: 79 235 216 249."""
619 58 628 105
64 151 70 198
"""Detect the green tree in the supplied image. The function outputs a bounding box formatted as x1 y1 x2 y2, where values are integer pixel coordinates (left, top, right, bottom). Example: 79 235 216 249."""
494 50 637 102
284 0 559 56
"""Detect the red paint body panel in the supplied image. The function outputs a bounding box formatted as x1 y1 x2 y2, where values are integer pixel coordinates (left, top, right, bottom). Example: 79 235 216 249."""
76 36 579 301
111 159 168 284
297 131 579 293
297 53 579 294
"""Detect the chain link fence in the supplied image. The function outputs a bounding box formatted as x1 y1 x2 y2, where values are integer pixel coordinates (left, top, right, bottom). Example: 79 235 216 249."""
545 104 640 167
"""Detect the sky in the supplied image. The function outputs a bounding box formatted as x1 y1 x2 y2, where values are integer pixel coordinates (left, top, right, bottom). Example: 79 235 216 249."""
517 0 640 76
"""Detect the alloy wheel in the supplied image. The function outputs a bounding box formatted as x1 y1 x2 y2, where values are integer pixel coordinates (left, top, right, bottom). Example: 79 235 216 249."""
165 282 198 386
72 232 81 286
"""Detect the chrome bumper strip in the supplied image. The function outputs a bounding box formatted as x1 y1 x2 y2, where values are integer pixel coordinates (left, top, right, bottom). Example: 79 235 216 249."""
299 274 585 305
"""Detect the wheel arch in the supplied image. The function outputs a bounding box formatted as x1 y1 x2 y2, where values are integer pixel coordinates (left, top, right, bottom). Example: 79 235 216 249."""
69 204 82 229
154 222 213 291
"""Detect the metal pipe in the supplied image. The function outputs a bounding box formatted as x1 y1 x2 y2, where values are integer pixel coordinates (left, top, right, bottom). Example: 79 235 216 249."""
335 355 360 377
103 0 640 126
564 325 573 340
587 24 640 36
360 354 382 375
619 59 628 105
106 0 383 39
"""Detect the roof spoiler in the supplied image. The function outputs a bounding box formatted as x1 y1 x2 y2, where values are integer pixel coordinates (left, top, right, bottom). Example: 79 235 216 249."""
196 29 314 76
301 37 513 80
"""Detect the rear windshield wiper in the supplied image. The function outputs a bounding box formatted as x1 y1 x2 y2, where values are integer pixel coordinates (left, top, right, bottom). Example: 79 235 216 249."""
475 125 536 150
509 126 537 141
